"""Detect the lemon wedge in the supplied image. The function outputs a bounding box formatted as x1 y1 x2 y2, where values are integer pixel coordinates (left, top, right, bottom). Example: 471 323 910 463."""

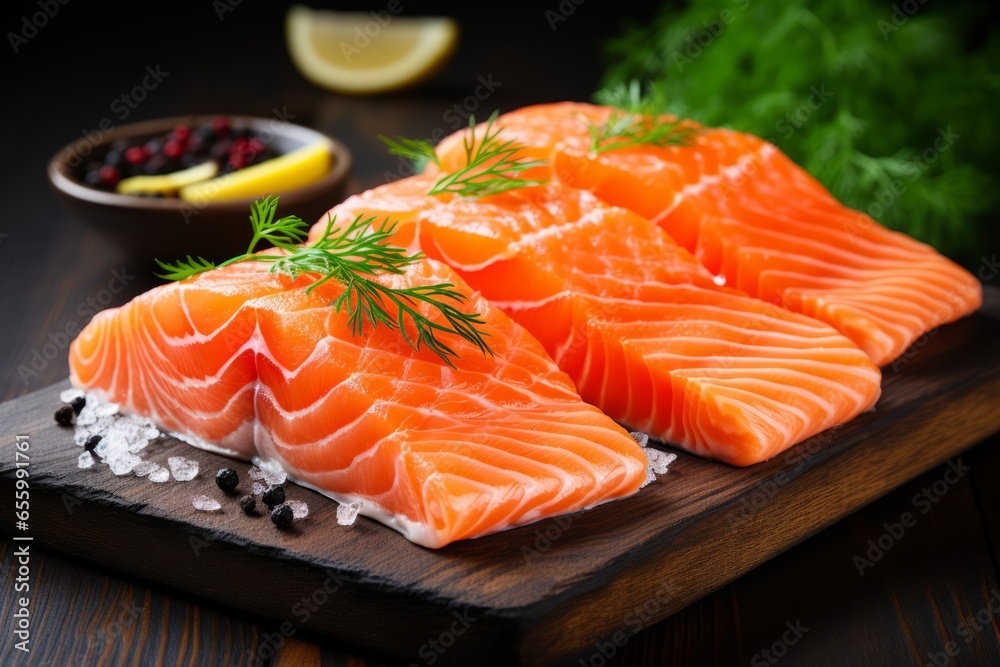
179 141 332 204
285 6 458 94
117 161 219 197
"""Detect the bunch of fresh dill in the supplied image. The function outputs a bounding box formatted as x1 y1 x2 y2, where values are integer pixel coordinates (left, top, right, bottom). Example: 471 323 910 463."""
599 0 1000 263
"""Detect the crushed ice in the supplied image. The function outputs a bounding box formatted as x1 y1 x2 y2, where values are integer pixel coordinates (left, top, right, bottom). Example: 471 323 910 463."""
192 495 222 512
632 431 678 489
337 501 363 526
285 499 309 520
168 456 199 481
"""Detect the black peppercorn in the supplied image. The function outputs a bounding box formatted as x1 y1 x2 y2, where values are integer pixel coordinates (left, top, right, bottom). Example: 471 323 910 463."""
270 503 294 529
55 405 74 426
261 484 285 508
238 495 256 515
215 468 239 493
70 396 86 414
84 435 102 453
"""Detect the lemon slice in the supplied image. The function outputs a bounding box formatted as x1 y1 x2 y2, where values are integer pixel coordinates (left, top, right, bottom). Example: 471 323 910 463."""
285 6 458 94
116 161 218 197
179 140 332 204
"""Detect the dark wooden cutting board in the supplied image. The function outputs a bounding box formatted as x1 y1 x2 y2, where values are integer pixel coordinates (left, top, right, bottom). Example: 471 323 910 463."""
2 288 999 667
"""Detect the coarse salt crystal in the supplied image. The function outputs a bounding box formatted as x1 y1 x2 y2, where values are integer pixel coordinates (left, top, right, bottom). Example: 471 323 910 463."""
648 449 677 475
285 500 309 520
168 456 199 481
192 495 222 512
259 461 287 486
95 402 119 417
60 388 85 403
640 448 678 488
252 481 266 496
337 501 362 526
78 451 95 469
133 461 158 478
148 466 170 483
630 431 649 448
108 452 142 476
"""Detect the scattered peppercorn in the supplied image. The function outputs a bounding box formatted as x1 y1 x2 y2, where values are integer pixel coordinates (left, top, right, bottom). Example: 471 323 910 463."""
70 396 87 414
238 495 257 515
55 405 75 426
262 484 285 509
270 503 294 529
215 468 239 493
84 435 102 453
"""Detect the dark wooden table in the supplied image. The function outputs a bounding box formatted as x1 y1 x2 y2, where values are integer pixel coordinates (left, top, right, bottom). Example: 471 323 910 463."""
2 2 999 665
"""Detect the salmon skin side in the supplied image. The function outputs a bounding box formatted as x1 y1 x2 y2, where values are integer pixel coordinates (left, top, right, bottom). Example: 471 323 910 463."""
68 258 648 548
432 102 983 367
319 176 882 467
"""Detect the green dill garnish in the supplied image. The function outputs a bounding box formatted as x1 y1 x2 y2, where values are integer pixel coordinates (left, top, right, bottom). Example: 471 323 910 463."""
377 134 440 172
155 195 492 367
590 81 695 153
597 1 999 260
379 111 548 198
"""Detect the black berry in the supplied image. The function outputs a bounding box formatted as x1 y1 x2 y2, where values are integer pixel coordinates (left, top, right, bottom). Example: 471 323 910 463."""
55 405 74 426
261 484 285 508
238 495 257 515
215 468 239 493
70 396 86 414
270 503 294 529
84 435 102 452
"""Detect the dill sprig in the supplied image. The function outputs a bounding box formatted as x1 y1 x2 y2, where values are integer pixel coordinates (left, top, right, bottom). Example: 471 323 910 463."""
378 134 440 171
590 81 695 153
379 111 548 198
154 196 308 280
155 196 492 367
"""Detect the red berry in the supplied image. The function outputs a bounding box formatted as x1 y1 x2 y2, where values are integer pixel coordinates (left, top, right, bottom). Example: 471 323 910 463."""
212 116 231 136
228 154 248 170
125 146 146 165
246 138 265 158
98 165 120 186
173 124 191 143
163 140 183 159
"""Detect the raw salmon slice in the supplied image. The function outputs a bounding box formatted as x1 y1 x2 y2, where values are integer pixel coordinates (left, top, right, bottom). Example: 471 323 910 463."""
433 103 982 366
320 176 882 466
69 258 647 547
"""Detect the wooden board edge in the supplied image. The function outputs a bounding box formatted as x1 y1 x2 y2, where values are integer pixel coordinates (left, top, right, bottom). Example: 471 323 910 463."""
516 371 1000 666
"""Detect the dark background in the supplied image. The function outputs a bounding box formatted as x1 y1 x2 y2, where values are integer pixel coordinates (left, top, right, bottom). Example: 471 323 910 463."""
2 1 1000 666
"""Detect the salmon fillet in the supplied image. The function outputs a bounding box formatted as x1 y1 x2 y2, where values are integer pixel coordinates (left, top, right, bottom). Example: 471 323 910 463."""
433 103 982 366
320 176 882 466
69 258 647 547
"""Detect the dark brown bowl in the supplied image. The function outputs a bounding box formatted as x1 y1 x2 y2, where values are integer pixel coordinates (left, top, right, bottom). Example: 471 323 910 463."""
48 115 352 263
